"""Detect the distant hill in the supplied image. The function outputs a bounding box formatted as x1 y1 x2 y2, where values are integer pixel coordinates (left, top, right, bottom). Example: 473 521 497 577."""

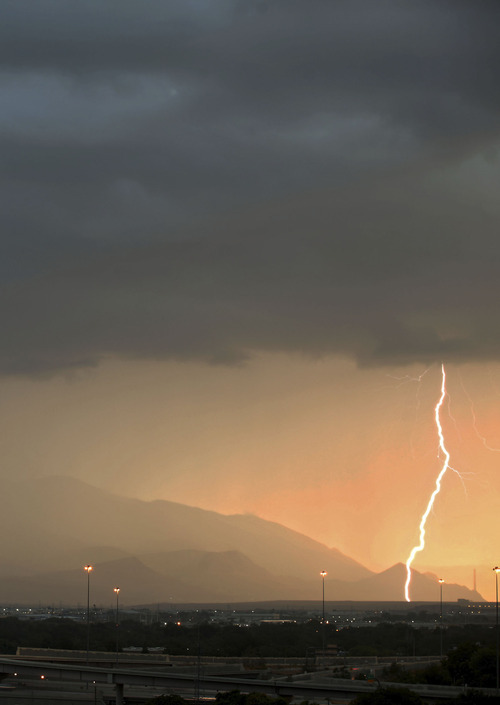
0 476 484 605
327 563 484 602
0 551 483 606
0 552 306 605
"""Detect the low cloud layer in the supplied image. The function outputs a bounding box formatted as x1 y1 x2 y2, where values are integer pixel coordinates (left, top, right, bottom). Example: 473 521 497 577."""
2 0 500 375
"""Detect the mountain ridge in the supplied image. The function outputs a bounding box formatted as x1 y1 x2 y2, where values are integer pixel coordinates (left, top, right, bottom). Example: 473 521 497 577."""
0 475 370 580
0 475 483 604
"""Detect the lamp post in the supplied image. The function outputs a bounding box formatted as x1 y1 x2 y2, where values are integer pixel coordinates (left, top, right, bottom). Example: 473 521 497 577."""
494 567 500 693
320 571 327 657
114 587 120 666
438 578 444 657
84 565 93 665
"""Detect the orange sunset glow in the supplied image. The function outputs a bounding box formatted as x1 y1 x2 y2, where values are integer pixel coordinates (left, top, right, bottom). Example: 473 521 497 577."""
1 355 500 600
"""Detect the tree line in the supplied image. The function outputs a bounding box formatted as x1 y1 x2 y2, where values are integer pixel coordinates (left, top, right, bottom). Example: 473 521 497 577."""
0 617 498 659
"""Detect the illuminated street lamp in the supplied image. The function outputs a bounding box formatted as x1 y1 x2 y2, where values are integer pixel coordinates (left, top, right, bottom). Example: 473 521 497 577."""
320 571 327 656
438 578 444 657
494 567 500 692
84 565 93 665
114 587 120 666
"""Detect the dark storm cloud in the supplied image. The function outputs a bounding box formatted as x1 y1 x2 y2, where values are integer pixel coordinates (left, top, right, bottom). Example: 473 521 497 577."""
1 0 500 374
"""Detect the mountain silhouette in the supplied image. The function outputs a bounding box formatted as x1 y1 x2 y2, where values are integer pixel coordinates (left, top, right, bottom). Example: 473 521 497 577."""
0 476 483 604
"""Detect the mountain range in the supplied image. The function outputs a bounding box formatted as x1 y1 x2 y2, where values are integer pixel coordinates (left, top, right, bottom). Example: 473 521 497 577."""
0 476 484 606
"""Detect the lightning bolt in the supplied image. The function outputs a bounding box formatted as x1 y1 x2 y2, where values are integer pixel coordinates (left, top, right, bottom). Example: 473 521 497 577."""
387 368 431 387
386 367 431 461
404 363 451 602
459 373 500 452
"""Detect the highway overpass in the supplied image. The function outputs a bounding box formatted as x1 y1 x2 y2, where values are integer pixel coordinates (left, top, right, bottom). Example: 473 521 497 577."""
0 656 495 704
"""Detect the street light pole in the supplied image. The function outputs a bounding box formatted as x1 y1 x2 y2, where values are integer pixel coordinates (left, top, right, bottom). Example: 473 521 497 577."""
320 571 327 658
84 565 93 665
438 578 444 658
114 587 120 666
494 567 500 693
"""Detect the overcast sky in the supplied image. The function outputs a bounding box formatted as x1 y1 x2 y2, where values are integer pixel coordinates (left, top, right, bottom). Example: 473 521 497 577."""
2 0 500 374
2 0 500 598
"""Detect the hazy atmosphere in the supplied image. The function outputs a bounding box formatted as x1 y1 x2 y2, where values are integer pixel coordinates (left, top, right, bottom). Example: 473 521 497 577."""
2 1 500 601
